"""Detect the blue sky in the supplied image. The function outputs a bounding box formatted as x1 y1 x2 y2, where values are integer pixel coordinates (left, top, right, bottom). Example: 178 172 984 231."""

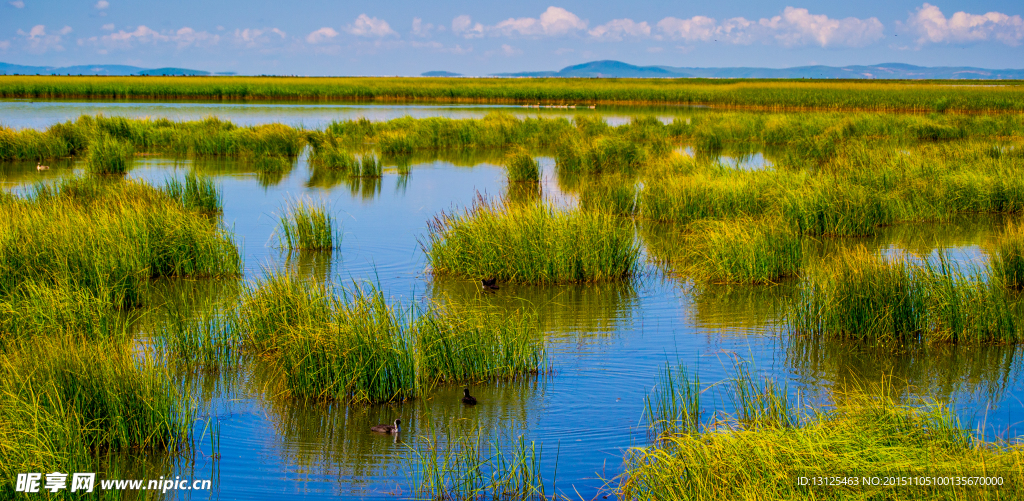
1 1 1021 74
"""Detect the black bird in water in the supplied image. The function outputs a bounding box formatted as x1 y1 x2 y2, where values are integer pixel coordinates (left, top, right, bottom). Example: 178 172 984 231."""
481 278 499 291
370 419 401 434
462 388 477 405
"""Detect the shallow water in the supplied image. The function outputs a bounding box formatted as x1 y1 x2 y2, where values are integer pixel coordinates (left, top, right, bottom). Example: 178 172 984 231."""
3 127 1024 500
0 100 699 131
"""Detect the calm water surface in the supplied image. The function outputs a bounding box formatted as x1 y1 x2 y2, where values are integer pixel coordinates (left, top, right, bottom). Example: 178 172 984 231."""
2 104 1023 500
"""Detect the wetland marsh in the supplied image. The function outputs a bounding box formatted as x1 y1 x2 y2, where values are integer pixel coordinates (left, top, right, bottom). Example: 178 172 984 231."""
3 88 1024 500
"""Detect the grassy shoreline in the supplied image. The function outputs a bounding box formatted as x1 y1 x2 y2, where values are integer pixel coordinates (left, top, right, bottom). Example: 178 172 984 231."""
2 76 1024 112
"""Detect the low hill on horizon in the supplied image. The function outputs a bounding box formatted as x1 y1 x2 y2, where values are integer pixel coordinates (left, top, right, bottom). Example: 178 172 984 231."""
490 60 1024 80
0 62 233 76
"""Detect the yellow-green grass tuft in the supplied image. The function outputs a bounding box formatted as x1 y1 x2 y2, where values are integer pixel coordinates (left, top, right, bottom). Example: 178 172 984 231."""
277 200 338 251
426 197 641 284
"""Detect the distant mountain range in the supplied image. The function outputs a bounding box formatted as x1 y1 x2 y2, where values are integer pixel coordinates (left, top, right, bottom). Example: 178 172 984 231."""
0 62 234 76
483 60 1024 79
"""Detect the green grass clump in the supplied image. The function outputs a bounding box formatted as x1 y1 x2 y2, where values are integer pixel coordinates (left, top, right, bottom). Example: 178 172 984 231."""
410 427 552 501
681 217 802 284
232 273 545 403
162 172 222 212
86 134 134 174
238 276 417 402
504 147 540 183
417 303 544 383
0 177 241 310
277 200 338 250
426 198 641 284
0 338 192 481
992 221 1024 290
624 370 1024 500
788 247 1020 346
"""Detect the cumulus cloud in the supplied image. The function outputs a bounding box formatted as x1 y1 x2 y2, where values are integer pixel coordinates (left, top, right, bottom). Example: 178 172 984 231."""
0 40 10 50
345 14 397 37
102 23 114 30
94 0 108 9
17 24 72 53
500 43 521 56
493 7 587 37
658 7 883 47
454 7 587 38
412 18 434 37
79 25 219 51
452 15 484 38
589 18 651 40
233 27 285 48
9 1 24 8
306 27 338 44
902 3 1024 46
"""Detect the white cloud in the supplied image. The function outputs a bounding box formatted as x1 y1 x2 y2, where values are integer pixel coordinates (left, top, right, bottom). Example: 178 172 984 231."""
80 25 219 51
0 40 10 50
306 27 338 44
412 18 433 37
454 7 587 39
94 0 108 9
492 7 587 37
500 43 521 56
452 15 484 38
589 18 651 40
658 7 883 47
902 3 1024 46
9 1 24 8
345 14 397 37
17 24 71 53
233 27 286 48
102 23 114 31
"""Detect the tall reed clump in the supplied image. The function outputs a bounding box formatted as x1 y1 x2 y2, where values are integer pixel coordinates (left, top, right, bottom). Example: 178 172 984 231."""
425 197 641 284
623 371 1024 501
0 177 241 312
787 247 1020 346
232 273 545 403
162 172 222 212
0 338 192 481
992 221 1024 290
505 147 540 183
409 428 552 501
86 134 134 174
277 200 338 250
417 303 544 383
236 275 417 403
681 217 802 284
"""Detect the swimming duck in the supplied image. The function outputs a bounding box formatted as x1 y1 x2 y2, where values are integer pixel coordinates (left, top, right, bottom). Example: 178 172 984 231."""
370 419 401 434
462 388 477 405
481 278 499 291
36 164 49 171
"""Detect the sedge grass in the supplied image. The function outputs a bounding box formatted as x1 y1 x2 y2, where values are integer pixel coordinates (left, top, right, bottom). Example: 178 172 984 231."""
86 134 134 174
3 76 1024 112
787 246 1020 346
504 147 540 183
680 217 802 284
409 427 552 501
416 302 544 383
624 371 1024 500
232 272 546 403
992 221 1024 290
277 200 338 250
0 177 241 310
425 196 641 284
0 338 192 483
162 172 222 212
